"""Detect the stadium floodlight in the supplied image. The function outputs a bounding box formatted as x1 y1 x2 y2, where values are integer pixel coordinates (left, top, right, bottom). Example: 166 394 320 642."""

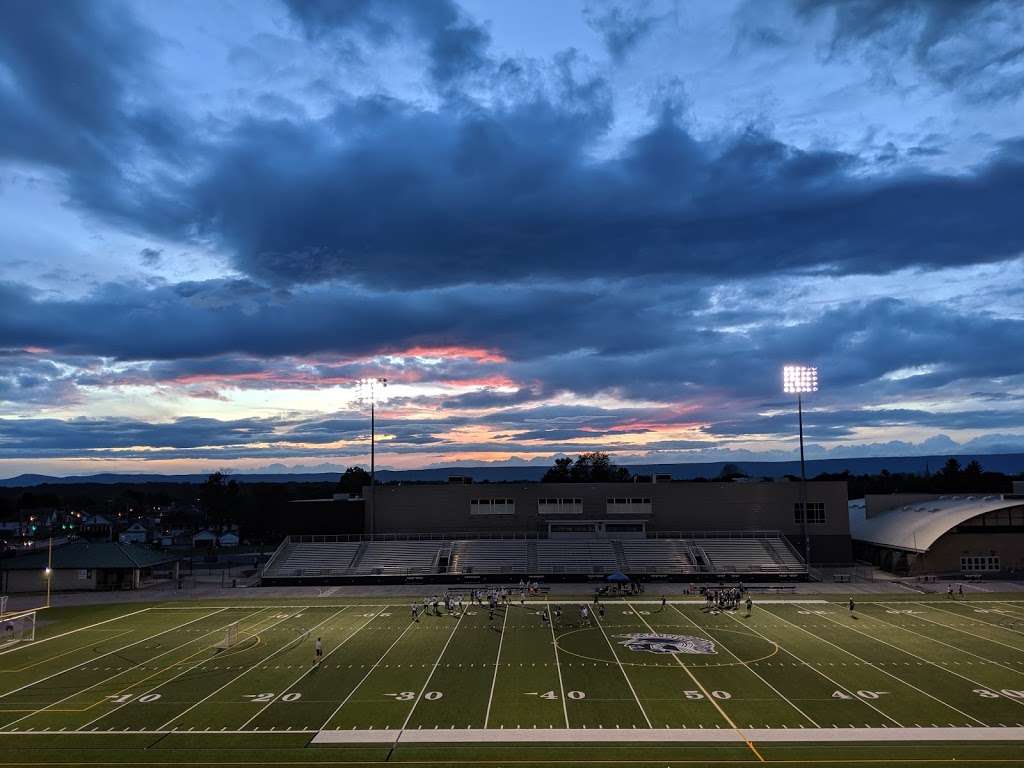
783 365 819 566
783 365 818 394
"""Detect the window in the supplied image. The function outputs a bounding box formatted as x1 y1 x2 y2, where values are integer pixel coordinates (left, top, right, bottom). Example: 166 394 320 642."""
606 497 653 515
537 498 584 515
794 502 826 525
961 555 1000 572
469 498 515 515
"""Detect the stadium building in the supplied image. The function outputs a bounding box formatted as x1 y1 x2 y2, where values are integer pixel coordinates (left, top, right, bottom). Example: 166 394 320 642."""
261 478 850 585
849 481 1024 576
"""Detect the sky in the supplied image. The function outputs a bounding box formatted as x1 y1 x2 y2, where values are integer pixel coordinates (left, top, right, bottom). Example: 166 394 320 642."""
0 0 1023 477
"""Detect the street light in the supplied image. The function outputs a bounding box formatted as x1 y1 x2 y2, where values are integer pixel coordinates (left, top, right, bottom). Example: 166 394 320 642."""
783 365 818 566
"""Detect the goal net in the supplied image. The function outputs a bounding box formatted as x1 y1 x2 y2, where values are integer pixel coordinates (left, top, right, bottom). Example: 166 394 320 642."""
1 610 36 647
214 621 239 650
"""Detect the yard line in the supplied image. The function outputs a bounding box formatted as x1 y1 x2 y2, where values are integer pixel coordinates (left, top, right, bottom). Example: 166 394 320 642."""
815 610 1024 713
483 605 509 728
0 630 134 673
925 602 1024 640
77 608 298 732
239 606 384 730
667 604 818 727
547 605 570 728
316 617 418 731
864 605 1024 669
157 607 350 731
0 607 233 705
718 608 902 727
592 607 653 728
765 607 986 726
628 606 761 762
398 610 466 733
0 606 153 657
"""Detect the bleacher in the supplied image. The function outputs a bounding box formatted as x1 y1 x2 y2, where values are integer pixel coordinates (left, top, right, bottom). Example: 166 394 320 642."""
536 540 617 574
269 541 361 576
354 541 440 575
261 532 806 582
619 539 699 574
697 538 804 574
448 540 528 574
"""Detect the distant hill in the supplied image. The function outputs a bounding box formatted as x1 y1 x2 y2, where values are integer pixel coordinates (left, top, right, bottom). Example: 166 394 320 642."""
1 453 1021 487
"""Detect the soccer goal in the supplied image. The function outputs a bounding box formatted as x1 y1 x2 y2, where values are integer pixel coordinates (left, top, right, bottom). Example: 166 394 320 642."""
1 610 36 647
214 621 239 650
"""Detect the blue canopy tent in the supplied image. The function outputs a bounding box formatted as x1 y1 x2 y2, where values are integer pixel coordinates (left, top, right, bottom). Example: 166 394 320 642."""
606 571 630 583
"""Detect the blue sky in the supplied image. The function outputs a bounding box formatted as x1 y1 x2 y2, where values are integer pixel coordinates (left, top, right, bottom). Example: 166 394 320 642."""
0 0 1023 476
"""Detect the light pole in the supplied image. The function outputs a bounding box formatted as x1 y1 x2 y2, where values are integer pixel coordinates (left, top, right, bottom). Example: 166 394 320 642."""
783 365 818 566
363 377 387 535
45 537 53 608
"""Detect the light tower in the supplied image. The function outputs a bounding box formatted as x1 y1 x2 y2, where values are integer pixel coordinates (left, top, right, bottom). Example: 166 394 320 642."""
783 365 818 565
362 377 387 534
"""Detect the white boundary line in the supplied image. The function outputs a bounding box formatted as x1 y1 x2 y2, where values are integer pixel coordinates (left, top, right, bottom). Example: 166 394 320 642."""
719 607 902 727
548 606 570 728
815 610 1024 713
158 606 350 730
0 607 232 706
4 725 1024 741
592 608 653 728
76 608 298 732
315 617 417 730
666 604 819 727
398 610 466 734
239 606 385 730
0 606 153 657
483 606 508 728
764 606 986 726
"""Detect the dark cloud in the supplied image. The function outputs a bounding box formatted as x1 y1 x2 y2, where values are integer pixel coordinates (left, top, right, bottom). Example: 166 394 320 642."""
584 1 666 62
283 0 491 87
795 0 1024 101
139 248 163 267
163 97 1024 291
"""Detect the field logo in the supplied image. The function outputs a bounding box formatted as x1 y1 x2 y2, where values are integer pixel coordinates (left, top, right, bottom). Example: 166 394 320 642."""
615 632 716 655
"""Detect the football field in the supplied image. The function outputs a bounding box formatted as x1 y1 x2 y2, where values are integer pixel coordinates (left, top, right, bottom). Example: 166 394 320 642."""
2 595 1024 766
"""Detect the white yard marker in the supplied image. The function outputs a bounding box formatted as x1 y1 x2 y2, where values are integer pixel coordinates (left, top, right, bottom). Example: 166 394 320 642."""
77 609 296 732
667 604 818 728
592 608 653 728
719 607 901 727
0 606 235 720
0 606 232 708
158 607 350 731
398 611 466 734
547 606 570 728
766 606 987 726
817 609 1024 713
864 605 1024 672
0 606 153 658
925 602 1024 640
316 618 418 731
628 606 760 761
239 606 385 730
483 606 508 729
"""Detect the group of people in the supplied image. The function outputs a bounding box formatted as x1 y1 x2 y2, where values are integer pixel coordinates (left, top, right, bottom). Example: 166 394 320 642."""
701 585 750 614
945 584 966 599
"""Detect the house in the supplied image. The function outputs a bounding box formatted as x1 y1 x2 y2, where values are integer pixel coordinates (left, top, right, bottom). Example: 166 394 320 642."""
80 514 113 540
0 541 180 593
118 521 150 545
192 529 218 547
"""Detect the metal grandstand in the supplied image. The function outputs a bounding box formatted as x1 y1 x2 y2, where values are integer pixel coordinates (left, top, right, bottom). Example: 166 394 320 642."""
260 531 806 584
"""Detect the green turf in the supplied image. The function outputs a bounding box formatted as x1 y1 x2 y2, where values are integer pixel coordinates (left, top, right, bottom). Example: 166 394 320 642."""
2 594 1024 766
